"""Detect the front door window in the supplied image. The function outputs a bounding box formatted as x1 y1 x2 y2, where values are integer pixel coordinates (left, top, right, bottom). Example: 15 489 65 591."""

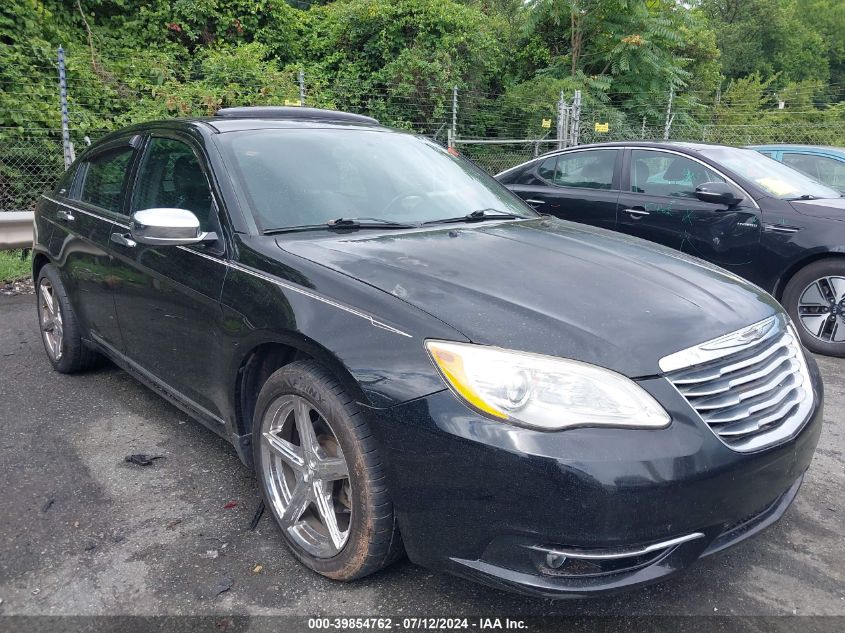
132 137 215 231
630 149 725 197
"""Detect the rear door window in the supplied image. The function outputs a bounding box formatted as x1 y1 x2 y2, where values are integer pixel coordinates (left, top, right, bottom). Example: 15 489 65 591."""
552 150 617 190
77 147 134 213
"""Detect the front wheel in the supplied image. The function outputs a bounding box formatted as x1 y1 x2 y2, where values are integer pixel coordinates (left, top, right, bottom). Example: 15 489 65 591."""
253 360 403 580
782 259 845 357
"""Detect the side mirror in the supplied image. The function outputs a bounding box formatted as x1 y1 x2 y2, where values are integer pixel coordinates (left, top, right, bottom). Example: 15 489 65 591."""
130 208 217 246
695 182 743 207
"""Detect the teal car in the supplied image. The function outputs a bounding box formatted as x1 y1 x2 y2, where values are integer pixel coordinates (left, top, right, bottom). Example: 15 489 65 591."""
750 145 845 193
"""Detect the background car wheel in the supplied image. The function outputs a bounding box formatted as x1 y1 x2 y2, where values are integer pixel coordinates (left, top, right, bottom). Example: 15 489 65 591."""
253 360 403 580
36 264 102 373
782 259 845 357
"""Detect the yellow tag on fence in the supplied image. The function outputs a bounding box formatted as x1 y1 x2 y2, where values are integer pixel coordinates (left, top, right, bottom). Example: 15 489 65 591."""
541 118 552 128
594 122 609 133
284 99 302 106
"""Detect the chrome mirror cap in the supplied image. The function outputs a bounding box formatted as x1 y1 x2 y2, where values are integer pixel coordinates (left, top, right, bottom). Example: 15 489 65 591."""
130 208 216 246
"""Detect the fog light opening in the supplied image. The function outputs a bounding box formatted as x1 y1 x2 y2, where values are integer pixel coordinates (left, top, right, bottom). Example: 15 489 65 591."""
545 553 567 569
528 532 704 578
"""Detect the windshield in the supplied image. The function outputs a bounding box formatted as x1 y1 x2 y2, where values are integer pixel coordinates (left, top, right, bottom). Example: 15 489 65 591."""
699 146 841 200
217 128 536 231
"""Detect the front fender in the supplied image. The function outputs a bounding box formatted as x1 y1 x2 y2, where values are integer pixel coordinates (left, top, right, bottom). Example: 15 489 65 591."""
219 238 463 411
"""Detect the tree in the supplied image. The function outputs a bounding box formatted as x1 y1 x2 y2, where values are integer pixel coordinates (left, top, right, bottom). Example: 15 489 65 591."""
700 0 830 84
300 0 507 133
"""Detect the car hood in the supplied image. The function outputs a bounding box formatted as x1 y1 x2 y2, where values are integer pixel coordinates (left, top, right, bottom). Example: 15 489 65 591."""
279 218 780 377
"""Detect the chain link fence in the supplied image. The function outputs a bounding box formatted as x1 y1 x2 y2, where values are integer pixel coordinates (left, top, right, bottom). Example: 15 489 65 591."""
0 128 64 213
455 139 560 174
3 47 845 211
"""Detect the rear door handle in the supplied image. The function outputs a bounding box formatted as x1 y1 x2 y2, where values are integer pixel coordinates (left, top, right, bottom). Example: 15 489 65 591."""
623 208 650 218
110 232 137 248
56 208 75 222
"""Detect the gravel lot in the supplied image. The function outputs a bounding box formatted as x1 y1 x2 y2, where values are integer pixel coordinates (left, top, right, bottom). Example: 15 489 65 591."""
1 292 843 619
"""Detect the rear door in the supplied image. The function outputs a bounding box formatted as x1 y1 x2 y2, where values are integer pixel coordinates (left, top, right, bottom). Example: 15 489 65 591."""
506 148 621 231
617 148 762 275
44 137 140 351
109 131 229 422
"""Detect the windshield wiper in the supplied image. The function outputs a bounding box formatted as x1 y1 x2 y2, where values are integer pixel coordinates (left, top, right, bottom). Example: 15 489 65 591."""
421 208 522 225
787 194 819 201
326 217 417 229
264 217 416 235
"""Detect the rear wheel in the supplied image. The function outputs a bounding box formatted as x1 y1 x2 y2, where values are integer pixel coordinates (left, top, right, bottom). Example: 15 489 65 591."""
36 264 102 373
782 259 845 357
253 360 403 580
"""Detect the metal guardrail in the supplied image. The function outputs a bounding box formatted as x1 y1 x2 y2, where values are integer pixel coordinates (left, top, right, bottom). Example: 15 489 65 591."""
0 212 34 250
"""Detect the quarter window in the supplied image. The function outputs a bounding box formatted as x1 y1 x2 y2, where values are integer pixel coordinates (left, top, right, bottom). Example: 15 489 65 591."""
55 162 81 197
538 156 557 181
132 137 215 231
78 147 134 213
630 150 724 198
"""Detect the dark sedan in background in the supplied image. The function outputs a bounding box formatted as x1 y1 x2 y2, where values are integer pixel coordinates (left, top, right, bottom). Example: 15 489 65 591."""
497 142 845 357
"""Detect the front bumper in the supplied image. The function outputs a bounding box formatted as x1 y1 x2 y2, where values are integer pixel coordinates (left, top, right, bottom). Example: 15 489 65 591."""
367 354 824 598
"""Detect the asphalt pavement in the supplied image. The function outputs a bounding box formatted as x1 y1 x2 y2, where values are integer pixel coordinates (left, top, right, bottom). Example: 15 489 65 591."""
1 292 843 618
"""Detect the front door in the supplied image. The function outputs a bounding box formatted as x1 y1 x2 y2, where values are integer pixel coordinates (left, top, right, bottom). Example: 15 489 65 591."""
617 148 762 276
508 149 621 231
109 133 229 421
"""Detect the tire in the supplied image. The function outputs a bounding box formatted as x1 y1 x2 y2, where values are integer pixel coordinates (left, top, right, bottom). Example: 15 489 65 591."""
782 258 845 357
252 360 403 580
36 264 102 373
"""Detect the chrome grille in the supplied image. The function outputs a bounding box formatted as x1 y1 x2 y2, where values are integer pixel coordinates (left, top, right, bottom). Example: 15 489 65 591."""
661 314 814 452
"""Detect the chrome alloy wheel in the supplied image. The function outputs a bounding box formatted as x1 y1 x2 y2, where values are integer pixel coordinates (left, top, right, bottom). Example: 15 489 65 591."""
797 276 845 343
38 277 64 361
260 394 352 558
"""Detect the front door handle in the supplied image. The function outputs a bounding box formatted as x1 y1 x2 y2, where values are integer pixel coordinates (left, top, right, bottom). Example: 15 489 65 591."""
110 232 137 248
56 208 75 222
623 208 650 218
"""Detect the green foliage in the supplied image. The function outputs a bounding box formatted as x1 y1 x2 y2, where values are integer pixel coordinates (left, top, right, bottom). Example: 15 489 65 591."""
0 250 31 283
525 1 700 89
299 0 506 132
1 0 845 207
700 0 831 85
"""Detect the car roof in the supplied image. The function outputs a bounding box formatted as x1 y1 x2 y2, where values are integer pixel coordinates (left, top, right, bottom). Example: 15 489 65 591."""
83 107 389 146
748 144 845 154
493 140 755 177
540 140 738 153
199 117 387 133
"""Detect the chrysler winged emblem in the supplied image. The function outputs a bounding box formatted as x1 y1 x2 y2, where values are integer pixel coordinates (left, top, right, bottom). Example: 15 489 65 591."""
701 317 777 351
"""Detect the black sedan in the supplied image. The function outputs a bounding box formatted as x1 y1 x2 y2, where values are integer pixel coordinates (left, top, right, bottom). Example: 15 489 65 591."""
32 109 822 598
497 142 845 357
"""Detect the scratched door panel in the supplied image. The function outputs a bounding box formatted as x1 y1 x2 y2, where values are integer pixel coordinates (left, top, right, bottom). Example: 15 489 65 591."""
617 192 762 273
619 148 762 276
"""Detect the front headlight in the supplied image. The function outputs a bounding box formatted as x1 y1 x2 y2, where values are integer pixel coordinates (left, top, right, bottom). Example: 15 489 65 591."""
426 340 671 431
